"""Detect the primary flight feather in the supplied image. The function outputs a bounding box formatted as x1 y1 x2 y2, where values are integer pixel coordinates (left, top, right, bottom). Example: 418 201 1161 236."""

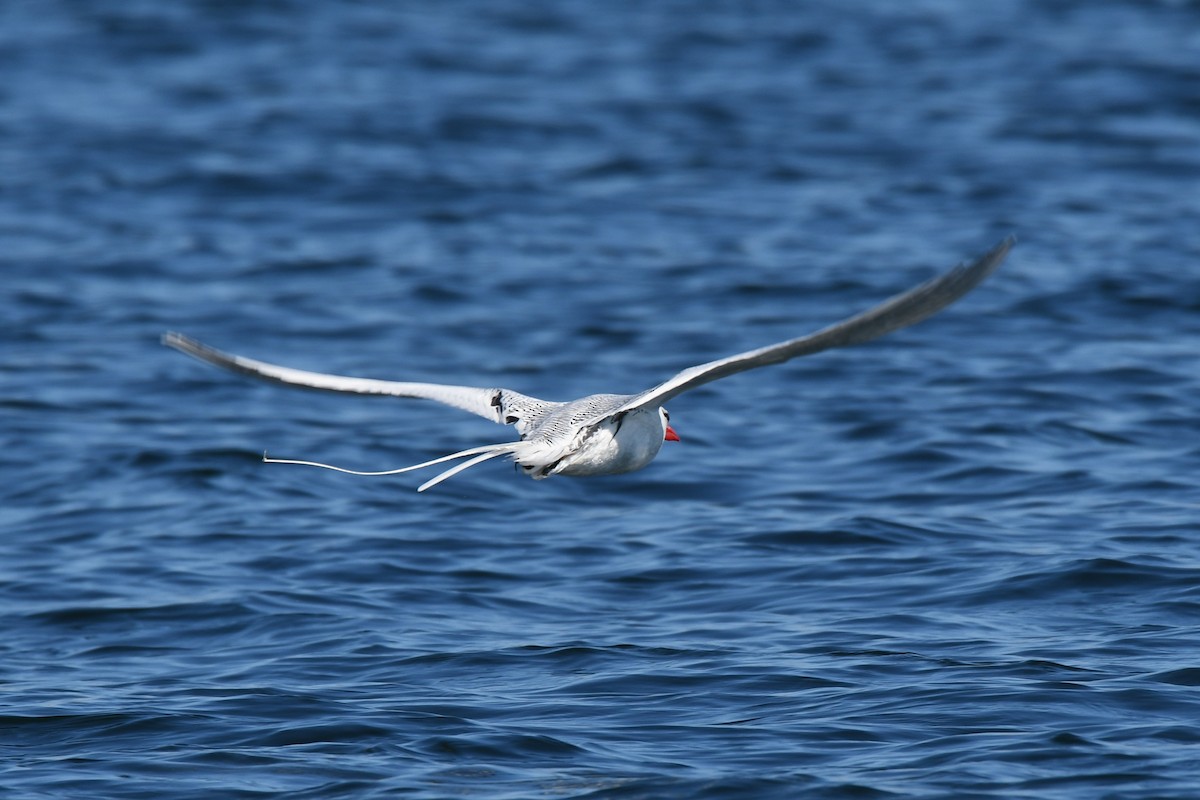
164 236 1013 491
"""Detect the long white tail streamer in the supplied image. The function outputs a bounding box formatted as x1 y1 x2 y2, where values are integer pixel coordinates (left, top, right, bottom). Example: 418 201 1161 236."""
262 442 518 490
416 448 515 492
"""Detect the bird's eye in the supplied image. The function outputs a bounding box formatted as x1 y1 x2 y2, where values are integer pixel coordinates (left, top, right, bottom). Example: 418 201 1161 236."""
663 410 670 421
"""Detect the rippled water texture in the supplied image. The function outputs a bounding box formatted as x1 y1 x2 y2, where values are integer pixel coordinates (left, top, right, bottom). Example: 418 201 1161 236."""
4 1 1200 797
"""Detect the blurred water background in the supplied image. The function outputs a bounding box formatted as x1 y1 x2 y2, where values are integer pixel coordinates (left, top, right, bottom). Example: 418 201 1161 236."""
4 1 1200 797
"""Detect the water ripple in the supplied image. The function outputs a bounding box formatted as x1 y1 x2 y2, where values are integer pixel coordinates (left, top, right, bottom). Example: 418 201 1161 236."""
4 1 1200 798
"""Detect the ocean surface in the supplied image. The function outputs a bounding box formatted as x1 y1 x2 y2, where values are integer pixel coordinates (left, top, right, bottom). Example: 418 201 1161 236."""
4 1 1200 797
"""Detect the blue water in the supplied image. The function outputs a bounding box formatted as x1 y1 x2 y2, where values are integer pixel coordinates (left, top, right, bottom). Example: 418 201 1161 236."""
5 1 1200 797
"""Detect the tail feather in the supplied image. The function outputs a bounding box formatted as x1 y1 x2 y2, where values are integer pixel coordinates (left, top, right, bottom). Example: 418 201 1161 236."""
417 448 515 492
263 441 518 489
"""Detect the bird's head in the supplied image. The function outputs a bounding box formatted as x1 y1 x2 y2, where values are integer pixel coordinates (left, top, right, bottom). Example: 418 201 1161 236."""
660 408 680 442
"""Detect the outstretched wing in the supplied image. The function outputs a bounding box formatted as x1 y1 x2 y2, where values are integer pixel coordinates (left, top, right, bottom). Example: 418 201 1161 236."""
162 332 554 430
615 236 1014 415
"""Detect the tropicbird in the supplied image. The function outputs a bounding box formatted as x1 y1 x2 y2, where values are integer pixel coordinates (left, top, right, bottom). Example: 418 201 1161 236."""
163 236 1012 491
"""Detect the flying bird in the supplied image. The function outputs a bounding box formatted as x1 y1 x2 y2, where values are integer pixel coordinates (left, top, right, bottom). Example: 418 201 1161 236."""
164 236 1012 491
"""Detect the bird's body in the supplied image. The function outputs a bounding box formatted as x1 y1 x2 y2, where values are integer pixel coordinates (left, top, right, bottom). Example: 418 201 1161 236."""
532 400 669 478
164 236 1013 491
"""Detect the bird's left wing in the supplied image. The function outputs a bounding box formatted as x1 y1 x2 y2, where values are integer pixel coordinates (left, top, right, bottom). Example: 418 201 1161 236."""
614 236 1014 415
162 332 551 427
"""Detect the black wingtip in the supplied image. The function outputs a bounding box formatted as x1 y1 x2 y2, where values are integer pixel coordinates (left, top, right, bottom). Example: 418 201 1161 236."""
958 235 1015 285
991 234 1017 261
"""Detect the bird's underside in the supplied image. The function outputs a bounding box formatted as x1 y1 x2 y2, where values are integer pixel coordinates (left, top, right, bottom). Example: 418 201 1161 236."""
164 235 1013 491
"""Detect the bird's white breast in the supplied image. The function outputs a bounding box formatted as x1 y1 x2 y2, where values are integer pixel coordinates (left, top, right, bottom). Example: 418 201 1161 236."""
552 409 665 477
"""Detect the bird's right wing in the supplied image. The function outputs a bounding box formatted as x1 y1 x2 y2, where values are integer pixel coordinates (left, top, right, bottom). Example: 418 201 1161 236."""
162 332 553 430
614 236 1014 415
